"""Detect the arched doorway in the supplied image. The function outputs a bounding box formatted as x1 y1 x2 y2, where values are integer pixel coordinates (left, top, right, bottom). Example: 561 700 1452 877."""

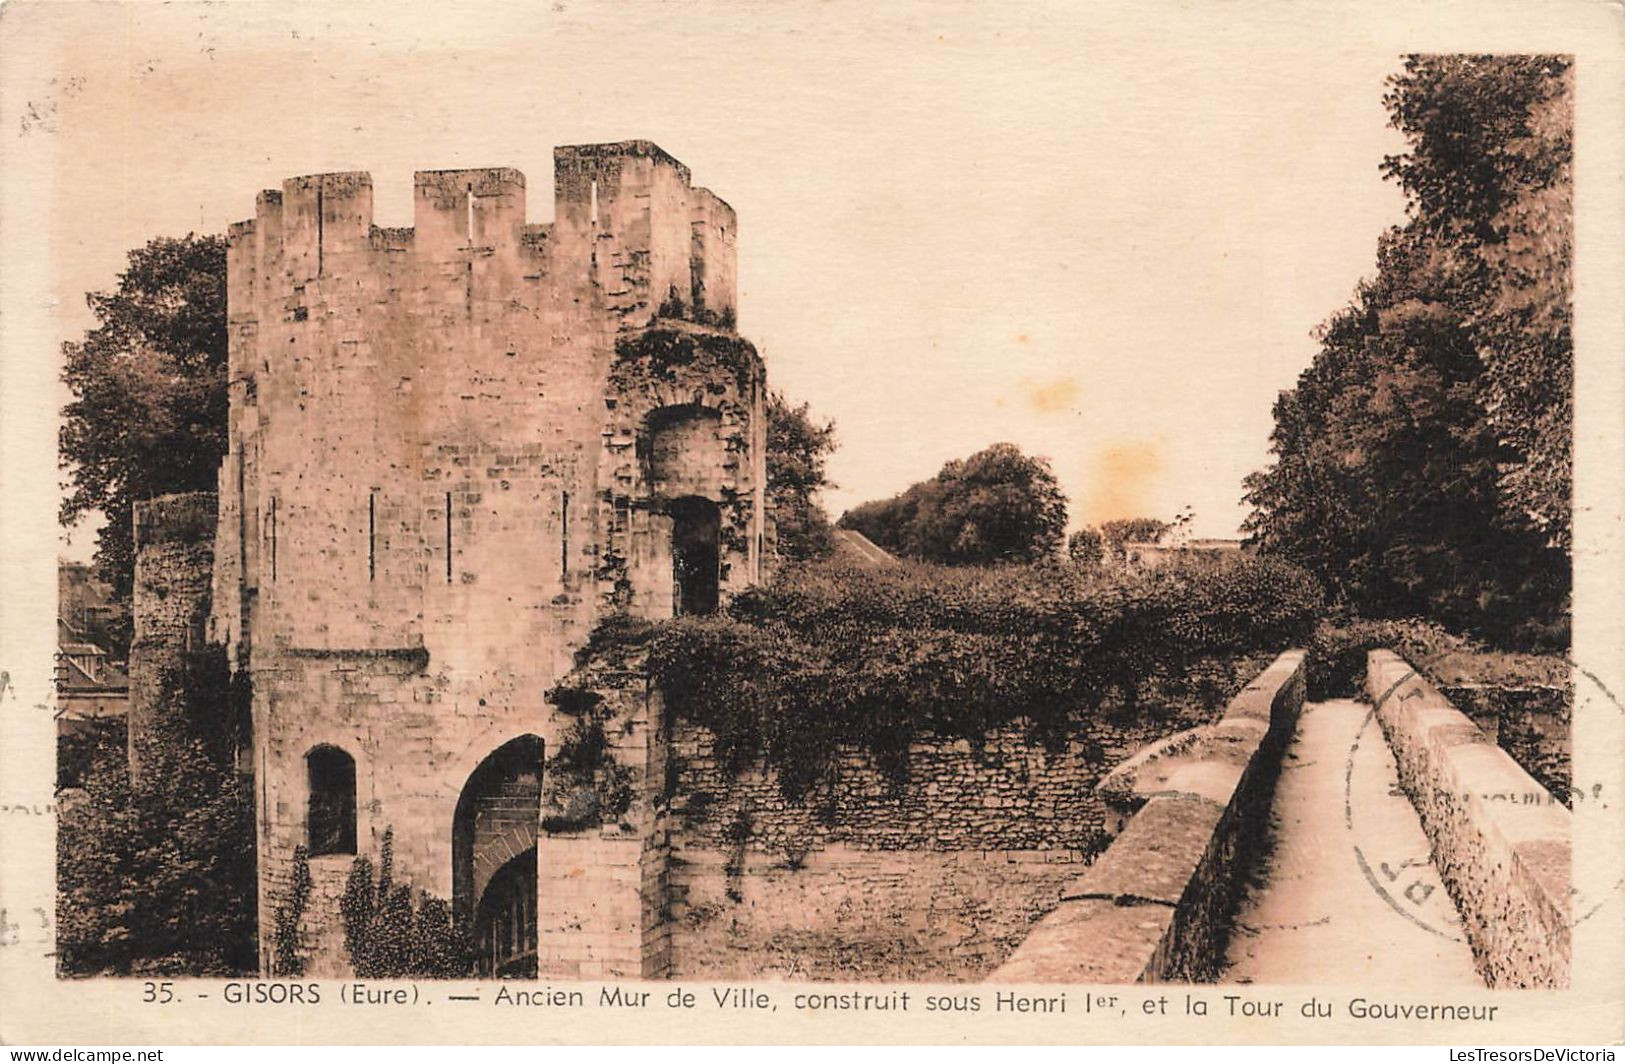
452 735 542 977
475 849 538 978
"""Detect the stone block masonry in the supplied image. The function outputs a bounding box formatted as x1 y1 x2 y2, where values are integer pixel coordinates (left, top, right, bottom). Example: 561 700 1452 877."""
202 141 767 978
129 493 219 783
1366 650 1570 988
664 708 1224 980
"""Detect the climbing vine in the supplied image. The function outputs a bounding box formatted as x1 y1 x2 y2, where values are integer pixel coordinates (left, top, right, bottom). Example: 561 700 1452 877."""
619 554 1319 799
271 845 311 977
612 325 760 396
540 693 636 834
339 828 473 978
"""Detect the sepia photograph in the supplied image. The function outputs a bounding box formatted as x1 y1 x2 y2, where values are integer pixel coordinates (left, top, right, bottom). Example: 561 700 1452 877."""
1 0 1622 1048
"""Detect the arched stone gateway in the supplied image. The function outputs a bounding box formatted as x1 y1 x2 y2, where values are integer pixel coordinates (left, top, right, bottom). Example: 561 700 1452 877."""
476 848 539 978
452 735 542 977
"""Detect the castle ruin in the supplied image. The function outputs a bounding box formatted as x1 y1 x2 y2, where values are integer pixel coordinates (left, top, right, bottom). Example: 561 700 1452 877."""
140 141 769 979
127 143 1348 987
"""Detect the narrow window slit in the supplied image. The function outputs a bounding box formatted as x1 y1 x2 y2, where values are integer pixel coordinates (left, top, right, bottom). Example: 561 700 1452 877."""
589 179 598 226
465 185 475 243
270 497 278 582
368 491 376 582
560 491 570 584
316 184 324 277
445 491 453 583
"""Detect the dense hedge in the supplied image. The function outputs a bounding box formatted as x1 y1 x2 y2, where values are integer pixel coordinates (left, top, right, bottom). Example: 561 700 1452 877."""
638 555 1323 797
1303 616 1477 700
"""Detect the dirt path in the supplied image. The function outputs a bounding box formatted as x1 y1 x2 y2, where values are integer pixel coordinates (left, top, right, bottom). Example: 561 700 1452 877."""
1221 699 1482 986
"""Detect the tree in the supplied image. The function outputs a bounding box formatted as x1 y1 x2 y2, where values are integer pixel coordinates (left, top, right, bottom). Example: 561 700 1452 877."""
1381 55 1573 550
1098 518 1169 552
1244 56 1571 648
1066 527 1105 569
765 392 839 563
56 647 257 976
60 234 229 656
839 443 1067 565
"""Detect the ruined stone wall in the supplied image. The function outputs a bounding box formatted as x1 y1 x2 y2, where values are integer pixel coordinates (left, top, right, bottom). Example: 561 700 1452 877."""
664 713 1195 980
130 493 218 782
212 142 764 977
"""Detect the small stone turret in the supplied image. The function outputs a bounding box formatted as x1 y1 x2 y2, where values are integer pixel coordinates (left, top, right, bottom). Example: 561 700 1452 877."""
128 491 218 783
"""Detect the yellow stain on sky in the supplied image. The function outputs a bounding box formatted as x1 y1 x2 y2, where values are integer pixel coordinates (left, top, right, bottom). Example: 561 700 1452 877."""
1083 441 1165 525
1024 376 1082 414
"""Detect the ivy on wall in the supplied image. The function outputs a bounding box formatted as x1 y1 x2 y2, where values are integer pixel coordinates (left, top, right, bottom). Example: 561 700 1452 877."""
339 829 473 978
271 846 311 977
571 554 1323 801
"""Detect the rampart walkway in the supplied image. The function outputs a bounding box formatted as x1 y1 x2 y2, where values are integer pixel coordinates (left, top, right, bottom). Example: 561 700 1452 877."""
990 652 1569 986
1221 699 1480 986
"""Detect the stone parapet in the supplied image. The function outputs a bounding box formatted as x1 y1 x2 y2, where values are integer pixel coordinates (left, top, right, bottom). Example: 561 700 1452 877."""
1365 650 1570 988
987 649 1306 983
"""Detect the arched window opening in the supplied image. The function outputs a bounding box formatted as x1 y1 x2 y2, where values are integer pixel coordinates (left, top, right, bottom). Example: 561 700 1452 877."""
307 745 357 856
670 496 720 616
644 404 725 501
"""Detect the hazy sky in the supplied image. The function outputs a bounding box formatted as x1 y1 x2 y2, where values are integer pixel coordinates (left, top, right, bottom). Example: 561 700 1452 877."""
15 1 1414 559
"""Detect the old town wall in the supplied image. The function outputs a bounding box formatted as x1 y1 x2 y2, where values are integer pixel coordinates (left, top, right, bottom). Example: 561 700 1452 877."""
663 708 1207 980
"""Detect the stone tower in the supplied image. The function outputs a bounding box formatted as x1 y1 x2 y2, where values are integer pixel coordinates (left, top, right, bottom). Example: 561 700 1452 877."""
209 141 767 977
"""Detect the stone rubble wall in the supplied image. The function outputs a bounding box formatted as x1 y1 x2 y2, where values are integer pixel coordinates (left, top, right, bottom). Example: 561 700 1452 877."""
987 650 1307 983
129 493 219 783
1366 650 1570 988
663 708 1217 980
670 847 1089 982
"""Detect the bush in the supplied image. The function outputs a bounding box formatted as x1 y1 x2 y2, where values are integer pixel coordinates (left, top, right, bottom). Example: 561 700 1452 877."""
1304 617 1477 699
340 829 474 978
643 553 1323 796
56 647 256 977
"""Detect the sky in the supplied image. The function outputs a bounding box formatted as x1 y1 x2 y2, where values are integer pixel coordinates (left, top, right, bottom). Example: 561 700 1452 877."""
9 1 1415 560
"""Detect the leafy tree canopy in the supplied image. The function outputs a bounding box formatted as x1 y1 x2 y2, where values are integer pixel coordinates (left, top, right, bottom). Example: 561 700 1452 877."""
838 443 1068 566
1098 517 1170 550
60 234 229 653
1244 55 1571 649
765 392 839 563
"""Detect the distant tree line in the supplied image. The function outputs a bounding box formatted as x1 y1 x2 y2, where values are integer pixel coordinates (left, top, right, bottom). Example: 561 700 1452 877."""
838 442 1069 566
1244 55 1572 650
